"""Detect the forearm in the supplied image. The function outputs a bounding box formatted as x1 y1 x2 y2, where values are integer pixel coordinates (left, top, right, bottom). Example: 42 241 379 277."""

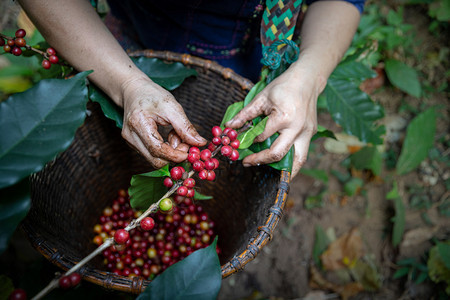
18 0 148 107
290 0 361 92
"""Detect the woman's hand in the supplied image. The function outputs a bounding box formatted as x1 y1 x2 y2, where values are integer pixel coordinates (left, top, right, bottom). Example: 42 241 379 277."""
226 65 322 177
121 77 206 168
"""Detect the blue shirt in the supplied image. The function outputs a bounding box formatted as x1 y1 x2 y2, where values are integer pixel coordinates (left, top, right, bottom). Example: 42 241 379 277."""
106 0 365 82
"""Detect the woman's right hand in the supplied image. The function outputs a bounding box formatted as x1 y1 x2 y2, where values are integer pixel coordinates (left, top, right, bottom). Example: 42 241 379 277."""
121 77 206 168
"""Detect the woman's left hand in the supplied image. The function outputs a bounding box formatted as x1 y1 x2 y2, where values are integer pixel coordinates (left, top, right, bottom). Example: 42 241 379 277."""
226 64 324 178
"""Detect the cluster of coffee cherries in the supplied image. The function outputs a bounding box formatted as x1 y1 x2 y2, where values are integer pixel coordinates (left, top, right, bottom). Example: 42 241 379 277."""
94 189 217 279
0 29 59 69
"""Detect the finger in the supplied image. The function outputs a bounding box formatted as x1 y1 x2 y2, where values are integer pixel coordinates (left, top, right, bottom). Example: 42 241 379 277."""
130 112 189 162
226 98 266 128
168 130 181 149
169 109 207 147
291 135 312 178
242 129 297 166
253 115 281 143
124 130 169 169
176 142 190 153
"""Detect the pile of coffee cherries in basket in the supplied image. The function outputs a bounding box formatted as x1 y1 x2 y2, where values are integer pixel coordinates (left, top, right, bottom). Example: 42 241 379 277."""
94 189 218 279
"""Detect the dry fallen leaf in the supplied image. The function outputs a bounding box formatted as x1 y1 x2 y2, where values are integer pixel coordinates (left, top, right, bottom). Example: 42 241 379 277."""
321 228 364 271
400 226 439 249
309 265 364 300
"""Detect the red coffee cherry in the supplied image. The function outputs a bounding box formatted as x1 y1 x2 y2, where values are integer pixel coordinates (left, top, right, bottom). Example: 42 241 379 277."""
15 29 26 38
230 139 240 149
49 55 59 64
223 127 232 135
0 38 5 47
204 159 215 170
186 188 195 198
14 38 26 47
3 45 11 52
7 39 15 47
221 145 232 157
227 129 238 141
183 178 195 188
140 217 155 230
8 289 27 300
192 160 204 172
163 177 173 188
198 169 208 180
177 186 188 196
230 149 240 161
11 47 22 56
187 152 200 164
211 126 222 137
189 146 200 154
212 136 221 145
170 166 183 180
59 276 72 289
200 149 212 161
211 158 220 169
46 47 56 56
206 170 216 181
42 59 51 69
207 143 217 152
69 273 82 286
114 229 130 244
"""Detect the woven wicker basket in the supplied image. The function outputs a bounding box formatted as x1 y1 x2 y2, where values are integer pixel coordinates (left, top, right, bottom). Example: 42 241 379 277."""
22 50 291 294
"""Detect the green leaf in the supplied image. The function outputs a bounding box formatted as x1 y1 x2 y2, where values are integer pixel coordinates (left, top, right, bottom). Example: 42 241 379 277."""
388 184 405 247
311 125 336 142
438 242 450 270
385 59 422 98
237 117 268 149
139 237 221 300
0 179 30 254
300 169 328 183
0 275 14 300
243 79 267 107
325 77 385 145
129 165 170 210
350 146 383 176
312 225 330 266
331 60 376 82
89 85 124 128
220 101 244 129
344 177 364 196
393 267 410 279
0 76 32 94
131 57 197 90
396 108 436 175
428 242 450 295
305 193 325 210
194 191 213 200
237 148 254 160
269 145 293 172
0 71 91 189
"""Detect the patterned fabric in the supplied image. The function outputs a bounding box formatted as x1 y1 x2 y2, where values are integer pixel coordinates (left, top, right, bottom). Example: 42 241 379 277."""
260 0 302 47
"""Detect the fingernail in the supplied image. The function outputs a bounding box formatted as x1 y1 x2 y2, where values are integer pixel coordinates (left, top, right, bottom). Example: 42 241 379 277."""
243 163 250 167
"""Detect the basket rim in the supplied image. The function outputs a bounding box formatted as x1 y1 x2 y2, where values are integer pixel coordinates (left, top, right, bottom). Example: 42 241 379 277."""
23 50 291 294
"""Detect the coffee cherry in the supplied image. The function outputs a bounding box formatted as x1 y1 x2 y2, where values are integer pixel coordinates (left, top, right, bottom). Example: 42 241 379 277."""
187 152 200 164
159 198 173 212
212 136 221 145
204 159 215 170
69 273 82 286
221 145 232 157
189 146 200 154
192 160 204 172
163 177 173 188
207 142 217 152
206 170 216 181
11 47 22 56
14 38 26 47
186 188 195 198
170 167 183 180
183 178 195 188
198 169 208 180
59 276 72 289
221 136 231 145
114 229 130 244
7 39 15 47
49 55 59 64
140 217 155 231
211 126 222 137
177 186 188 196
230 139 240 149
3 45 11 52
46 47 56 56
15 29 26 38
211 158 220 169
223 127 231 135
8 289 27 300
42 59 51 69
0 38 4 47
200 149 212 161
227 129 238 141
230 149 240 161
